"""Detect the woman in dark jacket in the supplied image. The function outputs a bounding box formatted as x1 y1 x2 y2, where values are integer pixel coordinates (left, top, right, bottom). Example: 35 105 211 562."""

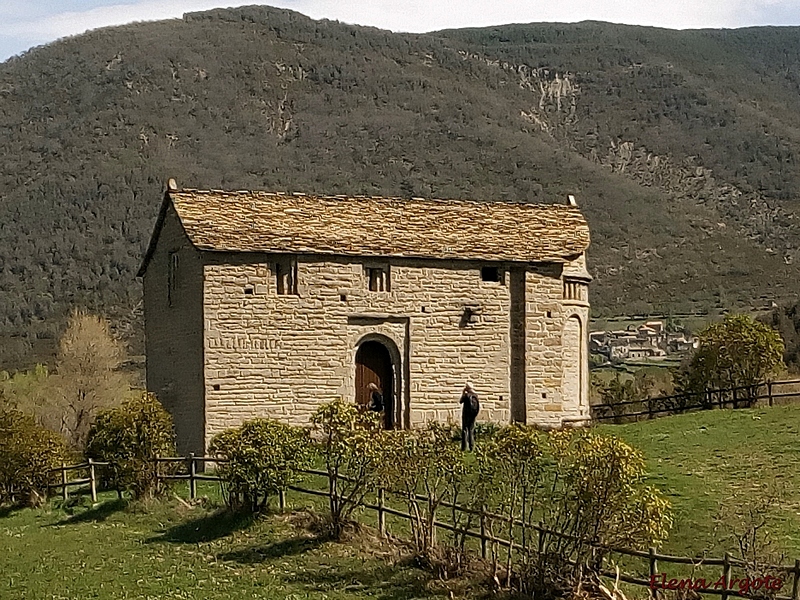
459 382 480 451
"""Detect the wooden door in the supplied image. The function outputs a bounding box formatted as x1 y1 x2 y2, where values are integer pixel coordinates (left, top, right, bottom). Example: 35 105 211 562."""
355 341 394 429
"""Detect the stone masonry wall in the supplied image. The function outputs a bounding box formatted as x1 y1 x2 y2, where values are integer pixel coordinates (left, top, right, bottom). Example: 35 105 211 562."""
201 253 588 448
143 205 206 455
524 262 591 426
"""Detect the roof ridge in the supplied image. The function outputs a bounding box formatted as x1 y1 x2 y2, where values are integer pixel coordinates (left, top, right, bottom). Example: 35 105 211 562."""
171 188 578 209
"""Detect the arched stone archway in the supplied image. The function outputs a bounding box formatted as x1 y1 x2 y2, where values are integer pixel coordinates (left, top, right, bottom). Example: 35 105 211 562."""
355 334 402 429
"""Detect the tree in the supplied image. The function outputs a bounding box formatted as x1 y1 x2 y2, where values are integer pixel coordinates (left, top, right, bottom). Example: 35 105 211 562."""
763 301 800 373
678 314 784 405
42 310 131 448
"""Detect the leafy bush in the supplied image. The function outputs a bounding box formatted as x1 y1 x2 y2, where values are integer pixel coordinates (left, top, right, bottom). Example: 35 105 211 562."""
597 373 637 419
532 429 672 599
311 398 384 538
450 421 502 443
0 409 69 507
85 392 176 500
382 422 468 572
209 419 313 513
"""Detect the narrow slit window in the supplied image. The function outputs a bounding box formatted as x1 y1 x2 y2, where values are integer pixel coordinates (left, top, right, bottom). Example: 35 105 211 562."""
168 251 179 307
276 257 298 295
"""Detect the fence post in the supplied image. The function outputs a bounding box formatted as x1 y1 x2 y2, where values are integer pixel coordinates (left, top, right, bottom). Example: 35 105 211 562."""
188 453 197 500
768 381 774 407
649 546 658 600
88 458 97 503
480 504 487 559
732 386 737 410
61 462 68 501
791 559 800 600
721 552 732 600
377 487 386 536
278 488 286 511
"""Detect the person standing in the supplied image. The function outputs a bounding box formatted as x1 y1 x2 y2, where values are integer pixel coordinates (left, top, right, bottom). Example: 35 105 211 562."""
367 382 384 413
460 382 480 451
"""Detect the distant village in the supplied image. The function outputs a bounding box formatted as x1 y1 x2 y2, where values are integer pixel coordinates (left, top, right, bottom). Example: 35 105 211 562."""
589 320 698 362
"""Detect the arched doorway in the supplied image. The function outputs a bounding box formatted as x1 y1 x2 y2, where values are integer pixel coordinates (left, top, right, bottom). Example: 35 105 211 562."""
355 340 395 429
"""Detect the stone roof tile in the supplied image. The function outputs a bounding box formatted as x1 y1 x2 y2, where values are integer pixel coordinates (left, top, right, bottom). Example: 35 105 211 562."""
151 188 590 268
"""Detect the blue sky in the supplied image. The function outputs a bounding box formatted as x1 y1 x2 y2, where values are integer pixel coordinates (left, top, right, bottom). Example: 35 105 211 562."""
3 0 800 62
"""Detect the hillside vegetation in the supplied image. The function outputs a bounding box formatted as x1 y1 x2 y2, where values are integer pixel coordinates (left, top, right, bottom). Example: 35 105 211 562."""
3 7 800 367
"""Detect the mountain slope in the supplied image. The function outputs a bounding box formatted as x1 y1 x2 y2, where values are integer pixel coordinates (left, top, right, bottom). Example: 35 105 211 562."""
1 6 799 367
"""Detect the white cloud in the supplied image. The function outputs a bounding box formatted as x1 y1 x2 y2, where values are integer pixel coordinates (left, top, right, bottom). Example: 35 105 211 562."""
3 0 800 61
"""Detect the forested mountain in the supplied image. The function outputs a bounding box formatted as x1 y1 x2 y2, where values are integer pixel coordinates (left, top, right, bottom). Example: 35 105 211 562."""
2 6 800 368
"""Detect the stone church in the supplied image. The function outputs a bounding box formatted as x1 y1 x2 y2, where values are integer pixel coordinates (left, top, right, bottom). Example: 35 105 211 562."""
138 180 592 455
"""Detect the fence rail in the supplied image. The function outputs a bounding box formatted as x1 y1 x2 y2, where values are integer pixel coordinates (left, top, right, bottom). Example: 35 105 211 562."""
46 455 800 600
591 378 800 423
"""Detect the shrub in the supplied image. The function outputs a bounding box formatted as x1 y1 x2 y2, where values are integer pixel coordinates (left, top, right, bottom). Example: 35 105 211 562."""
532 429 672 599
0 409 69 507
382 422 468 572
85 392 176 500
209 419 313 513
311 398 383 538
475 425 547 585
450 421 502 443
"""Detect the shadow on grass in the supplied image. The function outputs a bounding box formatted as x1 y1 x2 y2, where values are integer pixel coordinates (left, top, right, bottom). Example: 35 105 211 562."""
51 499 127 526
0 505 24 519
147 509 256 544
218 536 325 564
286 561 445 600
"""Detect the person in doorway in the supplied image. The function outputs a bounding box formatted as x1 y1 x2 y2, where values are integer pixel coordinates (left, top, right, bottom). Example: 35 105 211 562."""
367 382 384 413
460 382 480 451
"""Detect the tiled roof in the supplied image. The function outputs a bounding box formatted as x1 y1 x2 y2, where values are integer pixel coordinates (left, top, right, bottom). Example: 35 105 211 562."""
140 187 590 274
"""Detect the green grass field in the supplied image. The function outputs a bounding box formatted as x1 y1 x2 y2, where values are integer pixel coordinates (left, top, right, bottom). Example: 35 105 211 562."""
599 404 800 559
3 404 800 599
0 483 474 600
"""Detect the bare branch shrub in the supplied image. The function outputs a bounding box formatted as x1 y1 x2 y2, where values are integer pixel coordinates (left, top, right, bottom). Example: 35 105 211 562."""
381 422 469 575
311 399 384 539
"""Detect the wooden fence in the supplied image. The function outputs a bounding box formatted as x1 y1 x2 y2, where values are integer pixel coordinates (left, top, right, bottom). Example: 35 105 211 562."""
47 455 800 600
591 378 800 423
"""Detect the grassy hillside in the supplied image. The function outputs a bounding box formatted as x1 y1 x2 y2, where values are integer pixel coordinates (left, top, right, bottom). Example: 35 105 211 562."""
3 7 800 367
600 405 800 558
3 407 799 598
